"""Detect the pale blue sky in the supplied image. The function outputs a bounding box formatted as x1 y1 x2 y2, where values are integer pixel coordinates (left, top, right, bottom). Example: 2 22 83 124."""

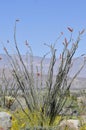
0 0 86 57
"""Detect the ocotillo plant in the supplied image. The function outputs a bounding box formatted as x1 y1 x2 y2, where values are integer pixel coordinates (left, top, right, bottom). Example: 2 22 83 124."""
3 20 85 128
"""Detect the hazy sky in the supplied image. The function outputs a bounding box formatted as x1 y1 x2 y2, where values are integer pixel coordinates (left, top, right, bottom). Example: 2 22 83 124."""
0 0 86 57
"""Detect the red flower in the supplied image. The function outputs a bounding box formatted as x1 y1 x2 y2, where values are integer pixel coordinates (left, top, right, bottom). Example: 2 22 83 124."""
3 47 7 51
79 29 85 35
64 38 68 47
67 27 73 32
37 73 40 76
3 47 8 54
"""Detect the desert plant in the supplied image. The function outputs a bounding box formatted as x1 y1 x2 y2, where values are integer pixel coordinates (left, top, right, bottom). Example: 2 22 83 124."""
0 67 16 109
2 20 85 129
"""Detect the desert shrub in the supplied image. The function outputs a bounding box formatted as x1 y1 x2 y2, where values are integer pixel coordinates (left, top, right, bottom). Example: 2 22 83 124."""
80 124 86 130
1 20 85 129
78 90 86 116
10 108 61 130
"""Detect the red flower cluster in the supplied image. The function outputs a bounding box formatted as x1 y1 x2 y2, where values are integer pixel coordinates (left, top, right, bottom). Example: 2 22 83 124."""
37 73 40 76
67 27 73 32
3 47 7 51
79 29 85 35
64 38 68 47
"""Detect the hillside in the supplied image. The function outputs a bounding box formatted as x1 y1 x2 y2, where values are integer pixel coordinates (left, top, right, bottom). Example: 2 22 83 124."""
0 54 86 90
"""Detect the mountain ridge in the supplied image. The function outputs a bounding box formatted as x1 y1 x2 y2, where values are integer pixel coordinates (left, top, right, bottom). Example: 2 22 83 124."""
0 54 86 90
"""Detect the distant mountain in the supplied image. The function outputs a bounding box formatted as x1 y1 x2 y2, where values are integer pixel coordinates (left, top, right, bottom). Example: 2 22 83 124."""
0 54 86 90
0 54 86 77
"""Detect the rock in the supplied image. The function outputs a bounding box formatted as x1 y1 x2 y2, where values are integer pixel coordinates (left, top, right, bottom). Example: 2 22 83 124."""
59 119 80 130
0 112 12 130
